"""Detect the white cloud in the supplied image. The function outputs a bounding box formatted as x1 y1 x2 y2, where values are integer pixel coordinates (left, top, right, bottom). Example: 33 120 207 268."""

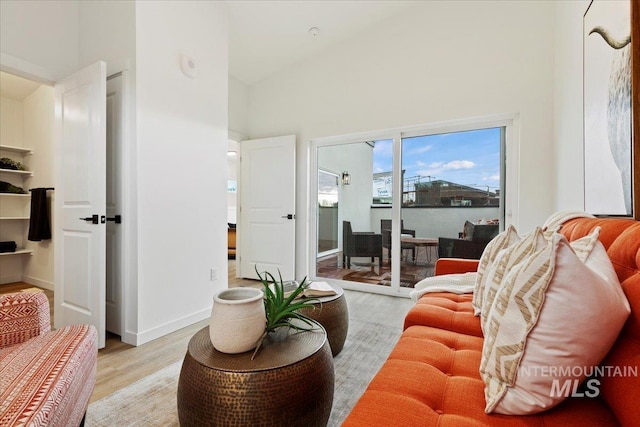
443 160 475 170
428 160 475 170
482 175 500 181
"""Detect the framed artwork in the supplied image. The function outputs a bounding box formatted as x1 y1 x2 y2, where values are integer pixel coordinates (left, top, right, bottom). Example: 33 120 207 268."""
584 0 639 219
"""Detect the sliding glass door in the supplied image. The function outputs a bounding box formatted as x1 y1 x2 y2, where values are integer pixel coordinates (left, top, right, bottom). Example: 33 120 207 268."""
318 169 339 256
311 117 511 296
399 128 503 286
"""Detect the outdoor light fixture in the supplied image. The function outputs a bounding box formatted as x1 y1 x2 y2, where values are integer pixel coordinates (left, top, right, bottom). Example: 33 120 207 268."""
341 171 351 186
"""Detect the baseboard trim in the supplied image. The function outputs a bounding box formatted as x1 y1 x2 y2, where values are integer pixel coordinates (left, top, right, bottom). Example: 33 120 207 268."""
127 308 210 346
0 273 23 285
21 275 54 291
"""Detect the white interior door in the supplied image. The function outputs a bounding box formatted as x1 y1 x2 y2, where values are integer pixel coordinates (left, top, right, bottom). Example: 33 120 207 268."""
54 61 107 348
239 135 296 281
105 73 124 335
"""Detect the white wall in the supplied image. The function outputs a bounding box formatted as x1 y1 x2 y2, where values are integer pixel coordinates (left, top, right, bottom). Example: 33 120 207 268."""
0 0 79 81
135 0 229 344
318 142 374 242
0 97 23 145
553 0 591 211
22 85 55 289
370 207 500 239
227 140 238 224
248 0 556 277
229 76 249 137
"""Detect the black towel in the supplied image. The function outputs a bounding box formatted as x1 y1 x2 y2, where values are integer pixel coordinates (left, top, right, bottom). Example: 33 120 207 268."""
0 241 17 253
28 188 51 241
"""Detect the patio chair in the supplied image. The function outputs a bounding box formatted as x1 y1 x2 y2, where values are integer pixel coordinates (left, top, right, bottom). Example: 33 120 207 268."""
380 219 416 261
342 221 383 269
438 221 499 259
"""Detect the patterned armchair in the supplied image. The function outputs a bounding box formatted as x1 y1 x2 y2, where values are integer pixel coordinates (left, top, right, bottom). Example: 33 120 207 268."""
0 291 97 427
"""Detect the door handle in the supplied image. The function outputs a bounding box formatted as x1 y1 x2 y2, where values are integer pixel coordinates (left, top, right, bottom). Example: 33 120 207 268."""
79 214 99 224
281 214 295 220
106 215 122 224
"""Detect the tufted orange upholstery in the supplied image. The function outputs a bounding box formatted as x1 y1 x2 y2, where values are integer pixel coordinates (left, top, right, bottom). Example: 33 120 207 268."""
343 217 639 427
404 293 482 338
560 218 640 427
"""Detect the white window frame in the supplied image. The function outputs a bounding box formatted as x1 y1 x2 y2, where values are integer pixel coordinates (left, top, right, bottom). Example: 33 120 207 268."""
309 113 519 297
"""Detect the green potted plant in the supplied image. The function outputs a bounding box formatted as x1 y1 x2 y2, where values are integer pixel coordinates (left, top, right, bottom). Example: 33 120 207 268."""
252 268 321 359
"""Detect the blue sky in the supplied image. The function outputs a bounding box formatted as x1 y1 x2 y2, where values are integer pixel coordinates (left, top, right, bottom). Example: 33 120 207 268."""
373 127 501 192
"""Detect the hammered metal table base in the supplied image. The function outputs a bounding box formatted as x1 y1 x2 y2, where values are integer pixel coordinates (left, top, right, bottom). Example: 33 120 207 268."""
177 326 334 427
297 288 349 356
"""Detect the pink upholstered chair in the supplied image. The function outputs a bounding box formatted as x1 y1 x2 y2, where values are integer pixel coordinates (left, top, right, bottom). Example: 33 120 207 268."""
0 291 97 427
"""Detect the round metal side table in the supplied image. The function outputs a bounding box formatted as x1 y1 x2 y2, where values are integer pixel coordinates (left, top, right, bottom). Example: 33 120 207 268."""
297 284 349 356
177 326 334 427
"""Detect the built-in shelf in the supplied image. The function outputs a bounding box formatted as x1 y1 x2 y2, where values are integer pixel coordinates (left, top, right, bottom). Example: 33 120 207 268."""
0 169 33 177
0 145 33 155
0 145 35 264
0 193 30 197
0 249 33 256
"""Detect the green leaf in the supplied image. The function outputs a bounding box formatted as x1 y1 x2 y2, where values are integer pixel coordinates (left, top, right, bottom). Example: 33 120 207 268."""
253 266 323 353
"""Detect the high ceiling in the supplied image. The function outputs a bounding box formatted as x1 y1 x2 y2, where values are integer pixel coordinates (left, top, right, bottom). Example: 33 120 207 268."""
0 2 418 93
227 0 418 85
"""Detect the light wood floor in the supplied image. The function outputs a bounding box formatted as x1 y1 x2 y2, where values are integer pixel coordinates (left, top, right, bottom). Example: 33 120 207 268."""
0 260 259 403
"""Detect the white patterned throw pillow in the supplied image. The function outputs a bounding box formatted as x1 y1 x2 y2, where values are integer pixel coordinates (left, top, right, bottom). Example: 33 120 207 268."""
472 225 520 316
479 227 547 331
480 232 630 415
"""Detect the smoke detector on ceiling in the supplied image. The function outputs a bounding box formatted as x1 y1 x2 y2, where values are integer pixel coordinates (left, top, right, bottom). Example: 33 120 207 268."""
308 27 320 37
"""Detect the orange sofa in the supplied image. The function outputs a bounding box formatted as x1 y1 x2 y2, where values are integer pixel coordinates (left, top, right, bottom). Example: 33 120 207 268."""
343 217 639 426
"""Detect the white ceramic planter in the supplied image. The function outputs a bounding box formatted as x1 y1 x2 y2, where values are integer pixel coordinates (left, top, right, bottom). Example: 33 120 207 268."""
209 287 265 354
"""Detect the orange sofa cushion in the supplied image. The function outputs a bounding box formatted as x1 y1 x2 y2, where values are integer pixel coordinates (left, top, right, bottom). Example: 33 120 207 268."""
343 324 617 426
404 293 482 338
343 217 639 427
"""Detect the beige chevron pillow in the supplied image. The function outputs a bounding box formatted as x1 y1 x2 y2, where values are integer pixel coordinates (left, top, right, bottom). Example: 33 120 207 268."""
479 227 547 331
472 225 520 316
477 227 601 325
480 232 630 415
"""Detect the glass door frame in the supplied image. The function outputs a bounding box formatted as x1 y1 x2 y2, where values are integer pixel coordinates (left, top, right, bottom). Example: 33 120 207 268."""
317 168 340 258
309 114 519 297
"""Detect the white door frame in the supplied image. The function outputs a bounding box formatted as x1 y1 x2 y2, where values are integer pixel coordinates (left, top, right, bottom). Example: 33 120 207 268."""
106 71 126 337
1 55 134 345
